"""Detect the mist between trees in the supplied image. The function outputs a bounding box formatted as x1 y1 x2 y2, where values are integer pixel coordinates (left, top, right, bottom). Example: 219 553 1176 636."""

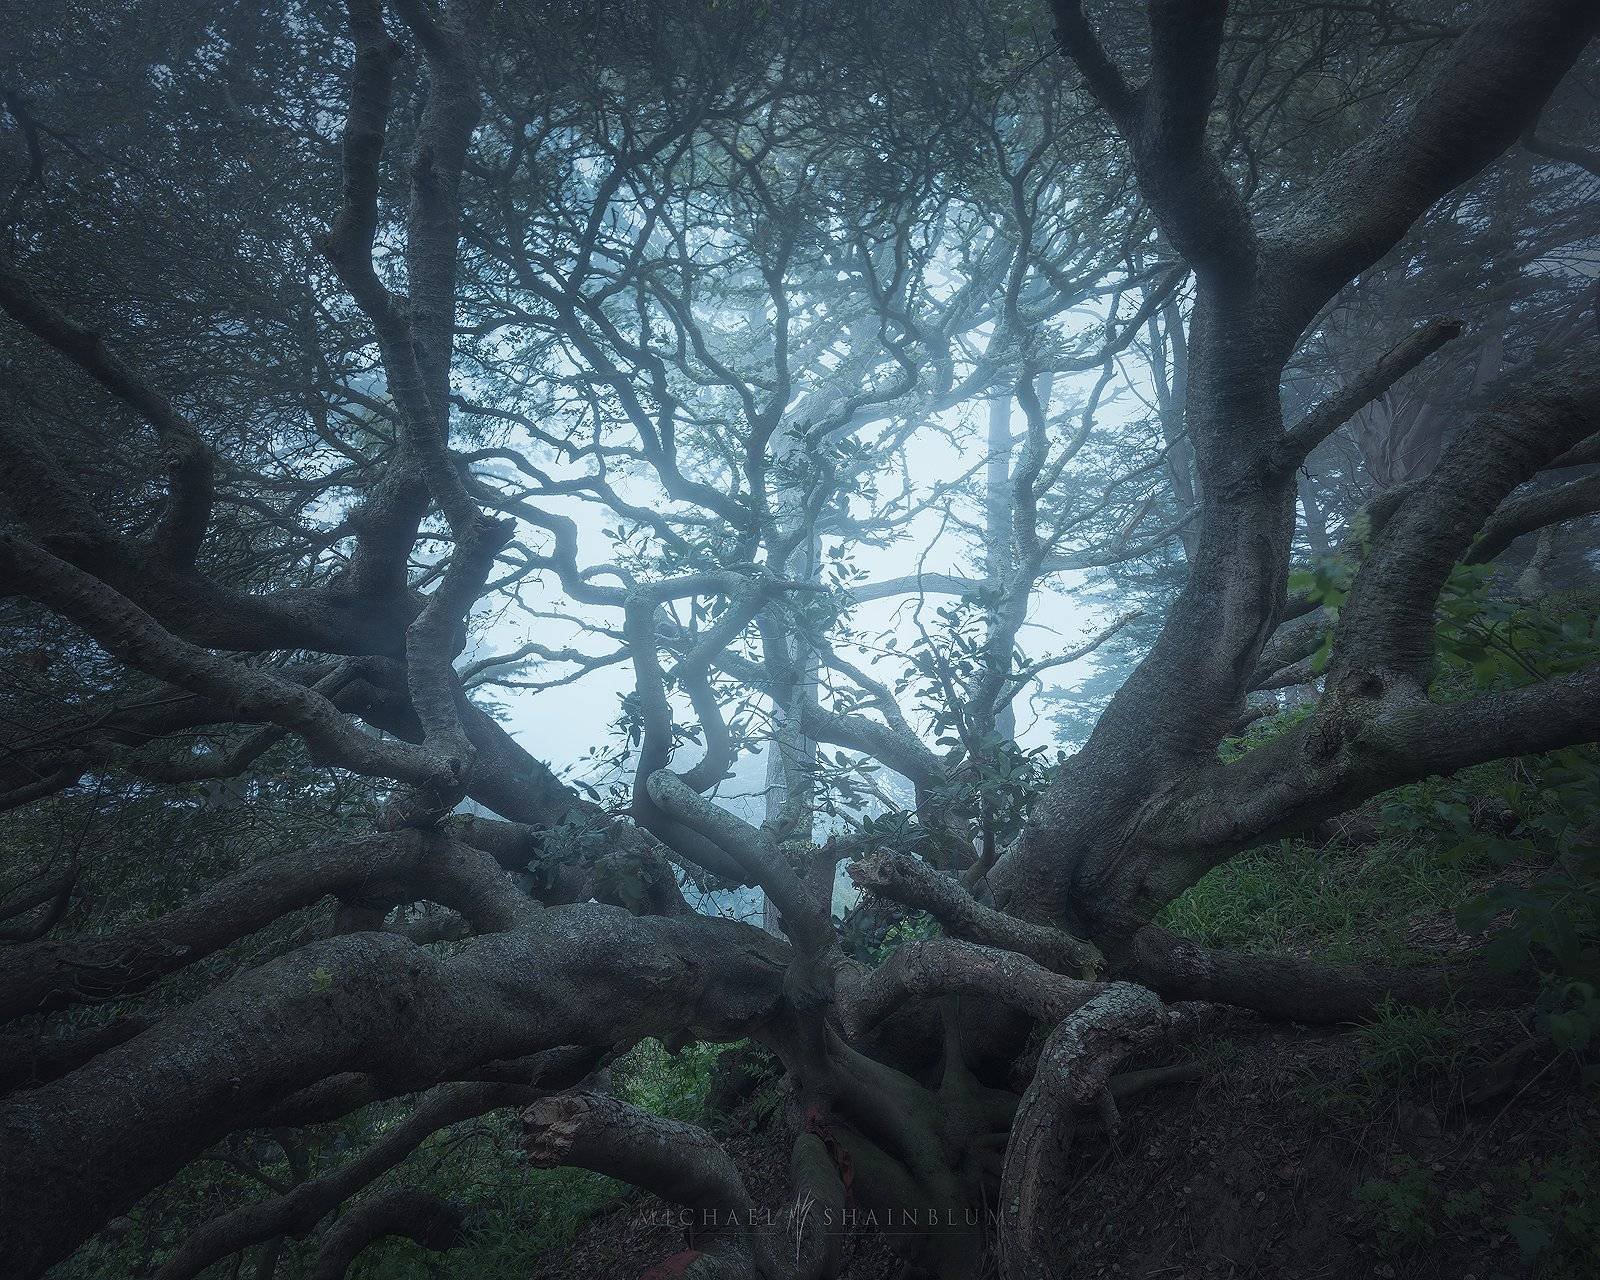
1 1 1599 1277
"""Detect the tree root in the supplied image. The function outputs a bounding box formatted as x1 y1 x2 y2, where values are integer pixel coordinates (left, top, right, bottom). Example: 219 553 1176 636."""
304 1187 463 1280
1125 924 1531 1024
999 985 1208 1280
840 938 1104 1038
523 1092 765 1279
849 852 1101 975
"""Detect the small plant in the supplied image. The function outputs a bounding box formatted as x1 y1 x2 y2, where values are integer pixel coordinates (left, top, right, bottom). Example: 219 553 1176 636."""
869 911 940 962
1450 748 1600 1055
1354 999 1468 1102
1217 702 1313 762
1358 1156 1439 1247
1502 1141 1600 1277
615 1038 725 1125
1357 1162 1492 1253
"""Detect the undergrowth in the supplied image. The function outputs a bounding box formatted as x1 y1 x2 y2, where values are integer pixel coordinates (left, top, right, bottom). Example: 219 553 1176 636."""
1161 576 1600 1276
347 1039 731 1278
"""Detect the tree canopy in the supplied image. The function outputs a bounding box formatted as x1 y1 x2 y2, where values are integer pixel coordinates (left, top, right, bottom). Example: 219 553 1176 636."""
2 1 1598 1277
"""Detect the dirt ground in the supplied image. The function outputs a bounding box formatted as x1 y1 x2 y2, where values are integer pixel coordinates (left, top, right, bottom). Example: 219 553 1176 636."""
529 1013 1598 1280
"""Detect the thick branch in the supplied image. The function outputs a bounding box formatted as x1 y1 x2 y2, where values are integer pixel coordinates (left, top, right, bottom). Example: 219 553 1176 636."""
1524 125 1600 177
306 1187 464 1280
0 265 214 565
1053 0 1252 279
522 1092 761 1278
848 853 1101 975
1268 0 1600 322
841 939 1104 1038
1124 925 1479 1025
156 1084 511 1280
0 533 456 791
1466 468 1600 564
0 1015 152 1095
1276 317 1464 468
1329 358 1600 693
647 769 830 951
0 831 530 1024
999 983 1180 1280
0 905 789 1277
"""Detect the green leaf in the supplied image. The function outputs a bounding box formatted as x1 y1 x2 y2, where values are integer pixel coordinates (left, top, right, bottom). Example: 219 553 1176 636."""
1504 1212 1553 1260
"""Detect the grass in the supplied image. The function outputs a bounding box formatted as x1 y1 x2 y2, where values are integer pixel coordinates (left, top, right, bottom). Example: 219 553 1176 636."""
1157 831 1480 966
1156 778 1501 1122
1355 1000 1466 1086
1352 997 1476 1111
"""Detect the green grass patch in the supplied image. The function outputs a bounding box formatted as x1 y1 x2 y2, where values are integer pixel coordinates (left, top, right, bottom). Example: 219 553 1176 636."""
1353 998 1473 1103
1157 834 1479 965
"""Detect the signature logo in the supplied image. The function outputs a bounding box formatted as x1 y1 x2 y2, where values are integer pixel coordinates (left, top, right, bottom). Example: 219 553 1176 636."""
790 1189 817 1264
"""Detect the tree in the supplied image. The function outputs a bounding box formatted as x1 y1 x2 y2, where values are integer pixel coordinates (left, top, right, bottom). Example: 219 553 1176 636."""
1 1 1598 1278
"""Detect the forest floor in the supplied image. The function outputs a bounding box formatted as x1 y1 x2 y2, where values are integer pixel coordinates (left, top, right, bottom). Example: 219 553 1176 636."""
528 792 1600 1280
1022 1010 1597 1280
529 1007 1597 1279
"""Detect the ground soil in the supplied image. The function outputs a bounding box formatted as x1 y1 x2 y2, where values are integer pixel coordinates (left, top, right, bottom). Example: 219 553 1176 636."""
530 1012 1599 1279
